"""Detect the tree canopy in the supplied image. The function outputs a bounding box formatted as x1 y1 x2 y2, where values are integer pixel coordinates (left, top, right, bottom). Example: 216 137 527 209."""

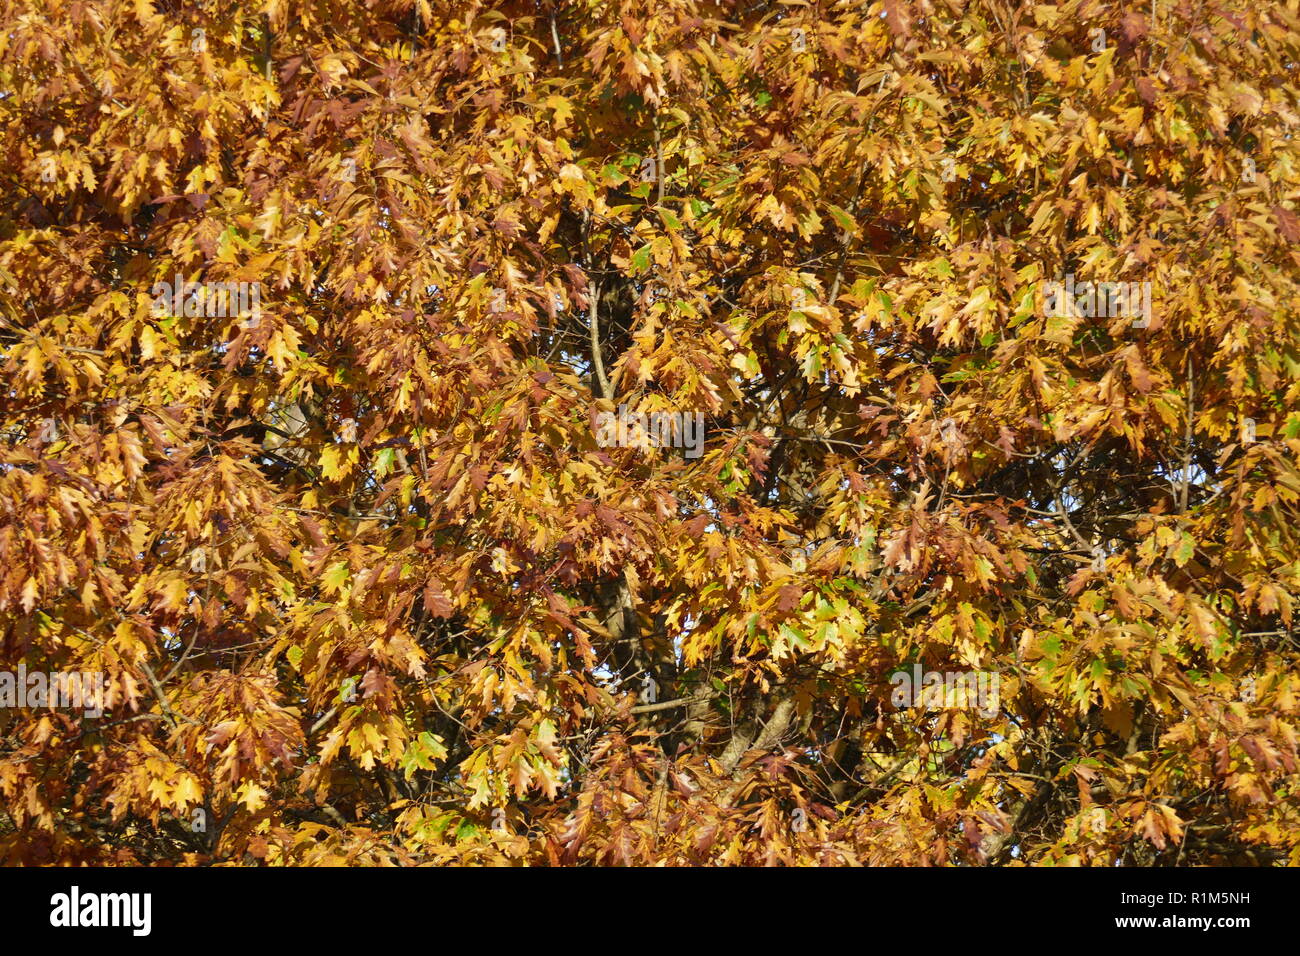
2 0 1299 865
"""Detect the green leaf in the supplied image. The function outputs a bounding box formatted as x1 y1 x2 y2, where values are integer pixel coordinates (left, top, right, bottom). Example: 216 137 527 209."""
824 202 856 232
631 244 653 273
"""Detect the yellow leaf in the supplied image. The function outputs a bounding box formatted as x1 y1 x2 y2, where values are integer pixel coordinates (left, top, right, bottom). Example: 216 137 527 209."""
319 445 346 481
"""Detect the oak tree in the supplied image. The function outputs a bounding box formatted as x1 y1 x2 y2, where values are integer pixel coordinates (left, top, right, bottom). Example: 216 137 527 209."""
1 0 1299 865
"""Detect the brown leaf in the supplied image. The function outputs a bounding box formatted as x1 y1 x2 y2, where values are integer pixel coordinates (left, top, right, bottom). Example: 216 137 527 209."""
1273 205 1300 243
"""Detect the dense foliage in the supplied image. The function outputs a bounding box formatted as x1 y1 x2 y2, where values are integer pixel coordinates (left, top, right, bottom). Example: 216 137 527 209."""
2 0 1299 865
